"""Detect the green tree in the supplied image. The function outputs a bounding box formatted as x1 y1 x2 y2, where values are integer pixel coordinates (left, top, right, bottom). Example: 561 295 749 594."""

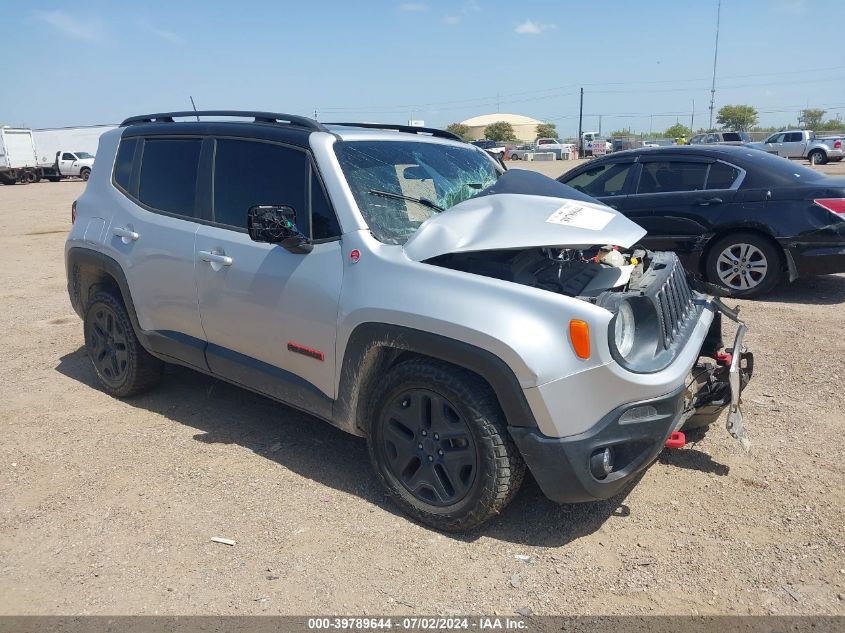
535 122 558 139
445 123 472 142
716 104 758 131
610 127 637 137
484 121 518 142
818 116 844 132
798 109 825 130
664 123 692 139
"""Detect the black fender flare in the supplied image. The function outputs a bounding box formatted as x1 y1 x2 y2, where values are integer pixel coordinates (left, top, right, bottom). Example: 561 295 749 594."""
334 323 538 436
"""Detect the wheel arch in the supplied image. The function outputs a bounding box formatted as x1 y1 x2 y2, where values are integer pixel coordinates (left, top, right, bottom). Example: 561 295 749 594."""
333 323 539 437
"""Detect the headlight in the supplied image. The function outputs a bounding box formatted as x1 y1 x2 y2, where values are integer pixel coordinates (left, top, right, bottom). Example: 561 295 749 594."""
614 300 636 359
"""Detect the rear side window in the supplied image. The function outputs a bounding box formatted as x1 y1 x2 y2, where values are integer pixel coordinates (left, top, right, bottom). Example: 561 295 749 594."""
721 132 740 142
138 139 202 217
784 132 803 143
565 162 633 197
213 139 307 230
637 161 708 194
113 138 137 192
706 162 741 189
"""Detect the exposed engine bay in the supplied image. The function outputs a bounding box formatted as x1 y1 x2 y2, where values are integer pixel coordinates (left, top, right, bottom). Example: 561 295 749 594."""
425 245 653 299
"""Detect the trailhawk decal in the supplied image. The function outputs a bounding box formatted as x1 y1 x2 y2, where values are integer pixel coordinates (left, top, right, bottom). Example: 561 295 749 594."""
546 201 615 231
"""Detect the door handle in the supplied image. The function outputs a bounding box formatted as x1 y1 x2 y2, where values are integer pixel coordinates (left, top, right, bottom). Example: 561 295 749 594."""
199 250 233 266
693 197 723 206
112 226 139 241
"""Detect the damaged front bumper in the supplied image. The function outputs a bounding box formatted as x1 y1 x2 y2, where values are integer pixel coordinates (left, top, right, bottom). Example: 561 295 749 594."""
510 297 753 505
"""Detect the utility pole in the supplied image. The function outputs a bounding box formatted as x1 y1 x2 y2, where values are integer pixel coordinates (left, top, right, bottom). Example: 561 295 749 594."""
708 0 722 130
691 99 695 132
496 93 500 113
313 108 318 120
577 87 584 157
598 114 602 136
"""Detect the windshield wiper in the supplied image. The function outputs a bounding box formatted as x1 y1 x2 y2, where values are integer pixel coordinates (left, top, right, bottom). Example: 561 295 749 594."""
367 189 444 212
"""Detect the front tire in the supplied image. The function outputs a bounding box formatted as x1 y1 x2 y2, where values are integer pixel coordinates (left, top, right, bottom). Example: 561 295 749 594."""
705 232 783 298
84 291 163 397
367 358 525 531
80 167 91 181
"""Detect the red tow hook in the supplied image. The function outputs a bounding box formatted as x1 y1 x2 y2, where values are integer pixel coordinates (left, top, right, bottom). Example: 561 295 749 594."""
713 351 733 366
665 431 686 449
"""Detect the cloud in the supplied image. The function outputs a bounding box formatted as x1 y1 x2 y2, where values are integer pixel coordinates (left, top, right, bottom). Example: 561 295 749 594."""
148 26 182 44
33 10 100 40
444 15 461 25
773 0 807 13
515 19 556 35
400 2 428 11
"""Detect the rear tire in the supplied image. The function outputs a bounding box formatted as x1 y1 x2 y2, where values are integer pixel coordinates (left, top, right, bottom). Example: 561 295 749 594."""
705 232 783 298
367 358 525 531
84 291 163 397
80 167 91 181
808 149 827 165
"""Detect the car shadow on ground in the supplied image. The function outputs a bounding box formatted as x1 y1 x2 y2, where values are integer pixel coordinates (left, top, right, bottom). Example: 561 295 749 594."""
761 273 845 305
56 348 636 547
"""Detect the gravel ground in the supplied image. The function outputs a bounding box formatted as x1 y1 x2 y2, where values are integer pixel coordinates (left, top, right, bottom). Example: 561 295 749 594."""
0 165 843 616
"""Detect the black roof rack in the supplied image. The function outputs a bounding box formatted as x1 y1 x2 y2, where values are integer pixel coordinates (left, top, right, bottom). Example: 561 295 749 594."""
326 122 462 141
120 110 328 132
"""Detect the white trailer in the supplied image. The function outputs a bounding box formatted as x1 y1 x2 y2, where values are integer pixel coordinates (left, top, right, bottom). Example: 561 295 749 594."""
32 125 117 166
0 127 40 184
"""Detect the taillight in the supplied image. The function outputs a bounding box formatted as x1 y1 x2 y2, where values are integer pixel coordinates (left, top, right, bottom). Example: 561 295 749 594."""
834 140 842 149
71 200 77 224
814 198 845 215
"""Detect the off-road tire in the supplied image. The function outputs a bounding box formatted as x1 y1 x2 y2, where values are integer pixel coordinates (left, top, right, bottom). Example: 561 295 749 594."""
705 232 783 299
80 167 91 181
367 358 525 532
84 291 163 397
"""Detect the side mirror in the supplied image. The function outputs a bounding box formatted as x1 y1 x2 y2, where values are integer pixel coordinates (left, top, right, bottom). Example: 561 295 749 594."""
247 205 313 254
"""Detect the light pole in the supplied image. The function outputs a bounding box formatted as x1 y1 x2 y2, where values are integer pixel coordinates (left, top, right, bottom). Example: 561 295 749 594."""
708 0 722 130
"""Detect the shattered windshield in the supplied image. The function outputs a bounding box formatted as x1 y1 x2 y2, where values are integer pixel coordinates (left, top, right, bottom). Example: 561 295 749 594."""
334 140 500 244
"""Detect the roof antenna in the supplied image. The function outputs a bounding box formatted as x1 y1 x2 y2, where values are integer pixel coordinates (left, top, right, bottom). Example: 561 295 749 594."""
189 96 200 121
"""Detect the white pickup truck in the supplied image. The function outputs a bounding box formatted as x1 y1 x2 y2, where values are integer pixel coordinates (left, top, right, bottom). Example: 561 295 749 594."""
746 130 844 165
39 150 95 182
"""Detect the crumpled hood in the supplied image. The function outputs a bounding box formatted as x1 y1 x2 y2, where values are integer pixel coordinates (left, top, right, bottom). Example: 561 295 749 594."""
403 169 646 261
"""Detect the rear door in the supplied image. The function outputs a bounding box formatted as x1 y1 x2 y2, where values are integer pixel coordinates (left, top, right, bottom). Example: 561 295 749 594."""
621 156 740 252
194 137 344 401
106 135 207 367
560 159 636 211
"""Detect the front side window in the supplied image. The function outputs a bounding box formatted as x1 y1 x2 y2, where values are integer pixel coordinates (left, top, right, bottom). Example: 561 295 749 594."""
767 133 785 144
138 139 202 217
213 139 307 231
637 161 708 194
565 162 633 198
335 141 499 244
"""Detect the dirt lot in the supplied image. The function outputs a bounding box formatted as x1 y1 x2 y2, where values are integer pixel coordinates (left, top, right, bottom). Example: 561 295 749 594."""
1 163 844 616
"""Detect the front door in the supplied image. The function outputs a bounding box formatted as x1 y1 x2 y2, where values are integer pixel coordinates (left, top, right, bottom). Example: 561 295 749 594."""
194 138 343 404
59 152 80 175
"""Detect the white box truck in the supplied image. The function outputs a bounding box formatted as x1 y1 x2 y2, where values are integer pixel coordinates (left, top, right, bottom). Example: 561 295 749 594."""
0 127 40 184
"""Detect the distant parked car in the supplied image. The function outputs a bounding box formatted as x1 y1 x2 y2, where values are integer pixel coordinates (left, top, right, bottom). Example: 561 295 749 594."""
558 145 845 297
470 139 506 157
508 144 535 160
688 132 751 146
745 130 844 165
641 140 660 148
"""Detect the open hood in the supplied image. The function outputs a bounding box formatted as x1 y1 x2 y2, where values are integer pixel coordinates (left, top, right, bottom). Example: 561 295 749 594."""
403 169 646 261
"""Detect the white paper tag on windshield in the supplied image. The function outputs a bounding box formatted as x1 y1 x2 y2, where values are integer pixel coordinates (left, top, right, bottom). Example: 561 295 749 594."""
546 202 614 231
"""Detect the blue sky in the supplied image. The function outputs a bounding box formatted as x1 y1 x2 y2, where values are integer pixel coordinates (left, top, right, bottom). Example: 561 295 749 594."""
5 0 845 135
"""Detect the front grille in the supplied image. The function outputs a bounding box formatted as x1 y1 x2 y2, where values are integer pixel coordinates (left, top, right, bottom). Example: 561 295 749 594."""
655 256 696 349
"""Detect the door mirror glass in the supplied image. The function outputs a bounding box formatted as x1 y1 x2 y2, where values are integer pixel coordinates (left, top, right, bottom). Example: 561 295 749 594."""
247 205 313 253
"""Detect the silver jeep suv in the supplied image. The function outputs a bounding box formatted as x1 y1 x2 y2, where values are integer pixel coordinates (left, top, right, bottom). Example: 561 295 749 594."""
65 111 753 531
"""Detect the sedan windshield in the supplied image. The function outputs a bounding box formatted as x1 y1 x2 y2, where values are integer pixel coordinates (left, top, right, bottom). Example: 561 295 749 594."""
335 140 500 244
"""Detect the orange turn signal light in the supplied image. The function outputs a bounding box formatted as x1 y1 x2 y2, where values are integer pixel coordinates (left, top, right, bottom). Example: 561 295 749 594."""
569 319 591 359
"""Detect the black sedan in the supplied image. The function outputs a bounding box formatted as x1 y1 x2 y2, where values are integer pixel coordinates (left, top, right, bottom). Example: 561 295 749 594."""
558 145 845 297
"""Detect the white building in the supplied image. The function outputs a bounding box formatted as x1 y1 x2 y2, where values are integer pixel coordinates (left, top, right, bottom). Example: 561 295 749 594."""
459 113 544 142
